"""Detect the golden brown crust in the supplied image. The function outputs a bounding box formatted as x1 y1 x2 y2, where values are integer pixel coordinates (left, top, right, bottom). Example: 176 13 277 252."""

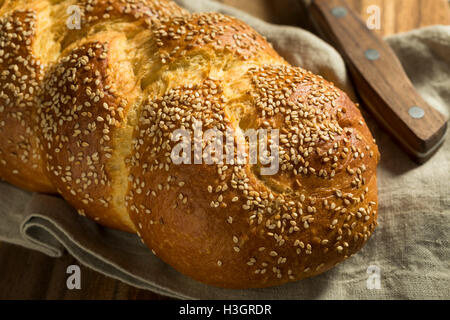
127 64 380 288
0 0 380 288
151 13 282 64
0 9 54 192
80 0 188 24
39 35 139 232
0 0 186 229
0 0 187 193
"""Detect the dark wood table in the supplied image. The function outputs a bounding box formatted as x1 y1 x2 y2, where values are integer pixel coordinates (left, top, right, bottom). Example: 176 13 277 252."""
1 0 448 300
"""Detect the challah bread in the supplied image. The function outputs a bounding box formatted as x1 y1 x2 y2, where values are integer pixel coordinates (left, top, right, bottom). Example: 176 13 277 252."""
0 0 380 288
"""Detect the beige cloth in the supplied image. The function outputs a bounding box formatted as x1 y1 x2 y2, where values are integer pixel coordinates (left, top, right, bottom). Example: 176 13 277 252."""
0 0 449 299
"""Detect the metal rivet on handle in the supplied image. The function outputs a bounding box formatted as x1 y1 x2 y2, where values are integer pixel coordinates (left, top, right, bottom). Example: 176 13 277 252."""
365 49 380 61
331 7 347 18
409 106 425 119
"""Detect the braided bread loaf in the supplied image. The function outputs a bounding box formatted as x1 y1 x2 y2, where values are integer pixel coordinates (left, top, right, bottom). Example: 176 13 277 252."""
0 0 380 288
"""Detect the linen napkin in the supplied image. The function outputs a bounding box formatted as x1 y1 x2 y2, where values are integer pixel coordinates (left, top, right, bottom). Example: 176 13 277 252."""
0 0 449 299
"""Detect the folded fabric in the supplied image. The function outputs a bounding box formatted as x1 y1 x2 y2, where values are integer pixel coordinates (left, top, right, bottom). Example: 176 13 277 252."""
0 0 449 299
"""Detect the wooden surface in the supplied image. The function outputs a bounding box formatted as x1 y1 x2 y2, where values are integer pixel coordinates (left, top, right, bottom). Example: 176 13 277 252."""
0 243 169 300
218 0 450 36
1 0 449 300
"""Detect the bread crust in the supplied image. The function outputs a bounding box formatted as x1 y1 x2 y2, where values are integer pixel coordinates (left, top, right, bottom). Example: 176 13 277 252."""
0 9 54 192
0 0 188 194
128 64 379 288
0 0 380 288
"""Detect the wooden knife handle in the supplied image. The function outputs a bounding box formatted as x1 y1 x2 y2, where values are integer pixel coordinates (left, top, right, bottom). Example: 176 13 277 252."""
309 0 448 162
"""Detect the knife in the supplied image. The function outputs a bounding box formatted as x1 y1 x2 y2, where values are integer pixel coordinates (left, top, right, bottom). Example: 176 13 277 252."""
300 0 448 163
